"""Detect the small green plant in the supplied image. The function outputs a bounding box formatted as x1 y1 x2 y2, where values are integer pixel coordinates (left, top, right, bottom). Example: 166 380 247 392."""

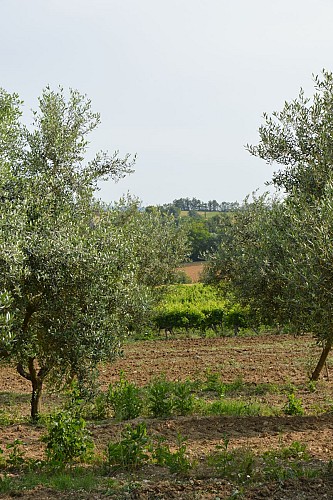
207 434 255 483
42 410 94 467
223 378 245 395
203 369 224 395
107 373 143 421
278 440 309 460
5 439 26 468
252 382 280 396
283 393 304 416
88 392 109 420
105 422 150 470
147 376 174 418
307 380 317 393
172 380 195 416
152 433 194 475
0 410 14 426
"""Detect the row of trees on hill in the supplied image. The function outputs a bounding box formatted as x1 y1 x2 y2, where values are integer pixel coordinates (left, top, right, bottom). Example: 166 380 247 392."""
205 70 333 381
0 87 187 419
169 198 240 212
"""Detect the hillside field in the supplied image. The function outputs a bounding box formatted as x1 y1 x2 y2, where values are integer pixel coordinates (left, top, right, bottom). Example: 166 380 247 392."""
178 261 205 282
1 333 333 498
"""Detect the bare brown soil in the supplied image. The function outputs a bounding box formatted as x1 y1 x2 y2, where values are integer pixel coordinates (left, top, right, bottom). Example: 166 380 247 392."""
1 333 333 499
178 261 205 282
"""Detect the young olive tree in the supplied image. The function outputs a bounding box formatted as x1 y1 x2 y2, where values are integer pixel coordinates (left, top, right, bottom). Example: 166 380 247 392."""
207 71 333 379
248 70 333 379
0 87 187 419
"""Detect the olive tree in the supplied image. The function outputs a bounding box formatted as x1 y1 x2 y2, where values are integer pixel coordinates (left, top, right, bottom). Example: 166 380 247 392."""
247 70 333 379
0 87 187 419
207 71 333 379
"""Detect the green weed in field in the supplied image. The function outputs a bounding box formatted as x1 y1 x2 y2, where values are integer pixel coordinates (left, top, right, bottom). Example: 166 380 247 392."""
172 380 195 416
107 372 143 421
105 422 150 470
151 433 194 475
42 410 94 467
206 398 263 417
283 393 304 416
147 376 174 418
207 435 255 484
207 439 316 486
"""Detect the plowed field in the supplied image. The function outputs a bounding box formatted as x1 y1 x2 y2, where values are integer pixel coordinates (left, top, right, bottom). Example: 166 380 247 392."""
1 333 333 499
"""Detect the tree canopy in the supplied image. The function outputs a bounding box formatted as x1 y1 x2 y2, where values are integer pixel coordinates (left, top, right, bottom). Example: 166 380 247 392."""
0 87 187 419
246 70 333 199
207 70 333 379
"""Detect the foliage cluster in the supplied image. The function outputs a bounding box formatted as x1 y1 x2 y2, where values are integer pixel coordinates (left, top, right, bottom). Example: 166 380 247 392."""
107 373 143 421
0 86 187 420
42 409 94 466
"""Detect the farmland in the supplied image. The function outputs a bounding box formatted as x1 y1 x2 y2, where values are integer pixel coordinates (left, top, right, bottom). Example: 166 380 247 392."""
1 332 333 499
178 262 205 283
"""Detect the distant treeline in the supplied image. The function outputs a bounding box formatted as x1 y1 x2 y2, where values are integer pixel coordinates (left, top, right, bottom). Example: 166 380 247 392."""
145 198 241 261
170 198 240 212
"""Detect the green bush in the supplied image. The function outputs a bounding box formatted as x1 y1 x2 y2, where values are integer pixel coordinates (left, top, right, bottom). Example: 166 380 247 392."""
42 410 94 467
107 373 143 421
283 393 304 416
147 377 174 418
202 369 225 395
88 392 109 420
172 380 195 416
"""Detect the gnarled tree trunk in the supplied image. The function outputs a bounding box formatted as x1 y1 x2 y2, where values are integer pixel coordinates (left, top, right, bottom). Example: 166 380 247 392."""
17 358 49 421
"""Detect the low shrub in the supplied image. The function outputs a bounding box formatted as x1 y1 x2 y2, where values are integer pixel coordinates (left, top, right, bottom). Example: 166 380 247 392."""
107 373 143 421
172 380 195 416
42 410 94 467
147 377 174 418
105 422 150 470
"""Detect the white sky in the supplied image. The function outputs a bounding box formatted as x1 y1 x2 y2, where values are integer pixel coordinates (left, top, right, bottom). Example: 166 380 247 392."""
2 0 333 205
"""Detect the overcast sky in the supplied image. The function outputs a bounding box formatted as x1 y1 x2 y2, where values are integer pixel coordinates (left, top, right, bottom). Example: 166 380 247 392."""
2 0 333 205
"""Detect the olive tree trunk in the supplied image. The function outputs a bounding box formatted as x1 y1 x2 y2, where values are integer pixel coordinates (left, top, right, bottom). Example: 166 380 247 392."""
17 358 49 421
311 339 332 381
